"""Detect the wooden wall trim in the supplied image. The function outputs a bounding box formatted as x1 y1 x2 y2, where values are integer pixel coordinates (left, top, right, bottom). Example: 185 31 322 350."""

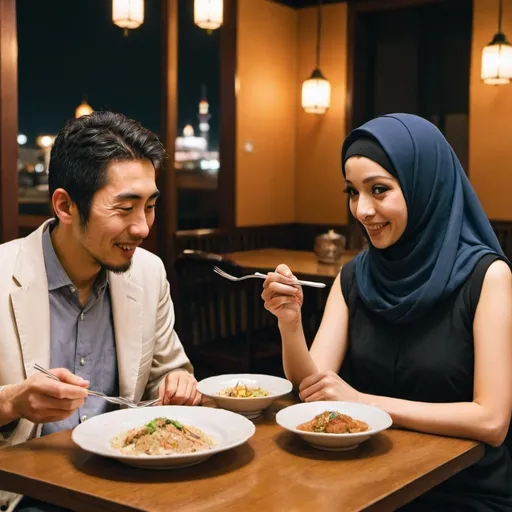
347 0 444 11
157 0 179 270
219 0 237 231
0 0 19 243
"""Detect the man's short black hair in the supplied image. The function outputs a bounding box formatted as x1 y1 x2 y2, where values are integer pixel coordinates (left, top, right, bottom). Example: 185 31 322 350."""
48 111 166 225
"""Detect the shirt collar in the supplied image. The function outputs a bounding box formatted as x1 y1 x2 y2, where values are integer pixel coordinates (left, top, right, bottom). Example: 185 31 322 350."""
42 222 109 293
42 222 73 291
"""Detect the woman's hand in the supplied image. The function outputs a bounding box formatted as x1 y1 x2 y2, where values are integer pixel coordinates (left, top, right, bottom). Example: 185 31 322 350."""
261 264 304 327
298 371 362 403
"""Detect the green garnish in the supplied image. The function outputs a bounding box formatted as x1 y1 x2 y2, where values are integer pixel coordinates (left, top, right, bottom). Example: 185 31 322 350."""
145 419 157 434
145 417 183 434
167 419 183 430
329 412 337 421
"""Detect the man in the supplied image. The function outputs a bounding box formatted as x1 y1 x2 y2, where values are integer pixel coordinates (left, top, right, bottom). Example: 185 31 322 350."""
0 112 200 511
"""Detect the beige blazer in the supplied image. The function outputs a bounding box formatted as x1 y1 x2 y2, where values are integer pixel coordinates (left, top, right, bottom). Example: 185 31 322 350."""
0 221 192 511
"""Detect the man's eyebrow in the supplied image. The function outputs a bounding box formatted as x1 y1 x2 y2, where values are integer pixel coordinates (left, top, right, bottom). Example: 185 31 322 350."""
114 190 160 201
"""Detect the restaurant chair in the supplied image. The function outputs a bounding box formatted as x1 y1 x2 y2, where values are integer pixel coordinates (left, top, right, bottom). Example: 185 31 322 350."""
174 250 283 380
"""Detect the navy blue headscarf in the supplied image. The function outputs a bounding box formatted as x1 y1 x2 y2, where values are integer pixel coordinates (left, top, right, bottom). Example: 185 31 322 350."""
341 113 506 324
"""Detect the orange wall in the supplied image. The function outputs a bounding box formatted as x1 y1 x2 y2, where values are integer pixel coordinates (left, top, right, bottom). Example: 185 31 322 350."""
236 1 510 225
236 1 349 227
295 3 349 225
236 0 297 227
469 0 512 220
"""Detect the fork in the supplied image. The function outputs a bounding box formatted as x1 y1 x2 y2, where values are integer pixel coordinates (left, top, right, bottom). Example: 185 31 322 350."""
213 266 326 289
33 364 160 409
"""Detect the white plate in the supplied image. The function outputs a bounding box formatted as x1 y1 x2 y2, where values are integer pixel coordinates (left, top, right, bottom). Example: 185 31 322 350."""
276 401 392 451
197 374 293 419
71 405 255 469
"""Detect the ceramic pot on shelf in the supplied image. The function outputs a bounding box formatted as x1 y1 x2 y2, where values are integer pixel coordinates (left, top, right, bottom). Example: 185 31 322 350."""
314 229 346 264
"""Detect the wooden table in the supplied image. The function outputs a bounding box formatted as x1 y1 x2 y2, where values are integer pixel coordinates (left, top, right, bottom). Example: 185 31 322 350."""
0 400 483 512
225 249 360 281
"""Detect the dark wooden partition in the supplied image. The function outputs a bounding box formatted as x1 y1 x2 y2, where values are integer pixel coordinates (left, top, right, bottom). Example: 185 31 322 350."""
174 225 296 257
173 220 512 262
156 0 179 265
173 223 364 259
219 0 237 231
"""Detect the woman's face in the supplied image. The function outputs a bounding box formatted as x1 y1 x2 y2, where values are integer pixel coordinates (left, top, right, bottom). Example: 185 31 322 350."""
344 156 408 249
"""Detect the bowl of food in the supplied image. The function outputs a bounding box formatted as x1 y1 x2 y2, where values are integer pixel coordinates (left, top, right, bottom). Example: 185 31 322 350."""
197 374 293 419
71 405 255 469
276 401 392 451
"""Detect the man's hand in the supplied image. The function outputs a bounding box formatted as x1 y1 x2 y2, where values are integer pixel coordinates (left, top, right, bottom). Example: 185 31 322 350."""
7 368 89 424
158 371 202 406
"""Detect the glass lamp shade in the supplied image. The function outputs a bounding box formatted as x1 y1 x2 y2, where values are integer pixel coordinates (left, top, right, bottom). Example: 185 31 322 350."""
112 0 144 30
75 102 93 118
194 0 223 31
301 69 331 114
481 33 512 84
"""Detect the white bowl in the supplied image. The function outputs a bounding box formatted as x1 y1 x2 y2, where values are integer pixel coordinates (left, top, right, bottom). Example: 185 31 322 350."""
197 374 293 419
276 401 392 451
71 405 255 469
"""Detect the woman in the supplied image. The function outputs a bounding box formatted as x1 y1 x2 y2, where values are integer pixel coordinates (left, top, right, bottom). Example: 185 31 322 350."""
262 113 512 510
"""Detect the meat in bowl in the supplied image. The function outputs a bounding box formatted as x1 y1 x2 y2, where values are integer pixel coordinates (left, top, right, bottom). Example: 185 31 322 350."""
111 417 215 455
297 411 370 434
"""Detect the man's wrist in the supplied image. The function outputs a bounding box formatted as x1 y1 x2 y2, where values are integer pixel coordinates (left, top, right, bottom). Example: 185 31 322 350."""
0 385 22 426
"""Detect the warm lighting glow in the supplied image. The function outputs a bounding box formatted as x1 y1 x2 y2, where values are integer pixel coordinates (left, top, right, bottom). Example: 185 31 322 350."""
194 0 223 31
199 99 209 115
301 69 331 114
481 34 512 84
36 135 56 171
36 135 55 149
112 0 144 30
183 125 195 137
75 101 94 118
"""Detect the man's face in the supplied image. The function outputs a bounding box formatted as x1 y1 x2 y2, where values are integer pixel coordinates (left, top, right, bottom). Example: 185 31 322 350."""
72 159 159 273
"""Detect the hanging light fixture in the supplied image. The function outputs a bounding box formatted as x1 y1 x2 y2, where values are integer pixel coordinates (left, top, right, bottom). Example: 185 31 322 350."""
302 0 331 114
75 99 93 119
481 0 512 84
112 0 144 36
194 0 223 32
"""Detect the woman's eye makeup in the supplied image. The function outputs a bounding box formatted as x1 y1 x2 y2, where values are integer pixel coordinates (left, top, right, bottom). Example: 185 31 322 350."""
343 184 390 197
372 185 390 195
343 186 358 196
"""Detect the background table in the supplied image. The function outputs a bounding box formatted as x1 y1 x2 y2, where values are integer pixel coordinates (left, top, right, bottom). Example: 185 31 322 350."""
225 249 360 281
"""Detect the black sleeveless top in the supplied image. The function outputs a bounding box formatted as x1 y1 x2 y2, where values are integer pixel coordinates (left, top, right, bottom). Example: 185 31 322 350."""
340 254 512 511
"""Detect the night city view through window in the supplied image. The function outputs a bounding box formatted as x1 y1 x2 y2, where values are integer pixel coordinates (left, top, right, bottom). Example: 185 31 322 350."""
16 0 220 229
